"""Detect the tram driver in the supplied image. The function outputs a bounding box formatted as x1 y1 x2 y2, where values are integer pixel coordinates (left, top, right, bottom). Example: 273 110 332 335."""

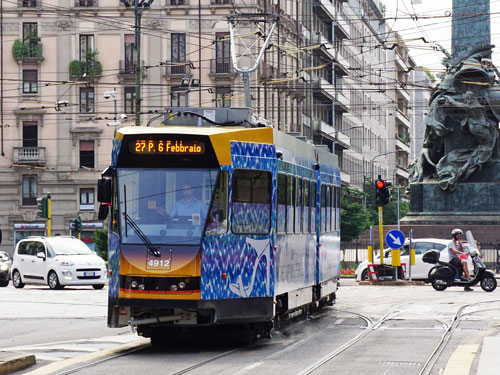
170 183 208 227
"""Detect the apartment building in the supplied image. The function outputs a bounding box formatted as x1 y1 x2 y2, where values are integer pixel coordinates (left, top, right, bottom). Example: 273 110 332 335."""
0 0 423 253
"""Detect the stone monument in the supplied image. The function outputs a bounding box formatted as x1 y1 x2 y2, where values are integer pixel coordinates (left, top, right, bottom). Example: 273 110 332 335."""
404 0 500 226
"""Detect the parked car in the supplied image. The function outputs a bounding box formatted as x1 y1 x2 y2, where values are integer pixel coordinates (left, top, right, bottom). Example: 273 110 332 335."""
0 251 12 287
354 238 472 282
11 236 107 290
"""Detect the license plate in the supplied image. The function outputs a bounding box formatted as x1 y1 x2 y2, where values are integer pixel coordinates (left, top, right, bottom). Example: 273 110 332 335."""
84 271 95 277
146 249 172 270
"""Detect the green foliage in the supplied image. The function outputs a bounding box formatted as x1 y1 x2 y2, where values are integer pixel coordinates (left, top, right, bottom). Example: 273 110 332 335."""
12 33 43 60
340 186 373 242
69 49 102 80
381 196 410 225
92 229 108 260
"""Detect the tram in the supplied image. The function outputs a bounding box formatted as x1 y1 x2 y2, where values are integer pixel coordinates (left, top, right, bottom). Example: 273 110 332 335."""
97 108 341 342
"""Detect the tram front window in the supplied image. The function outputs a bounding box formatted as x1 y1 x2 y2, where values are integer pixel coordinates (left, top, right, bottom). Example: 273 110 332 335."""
118 168 218 245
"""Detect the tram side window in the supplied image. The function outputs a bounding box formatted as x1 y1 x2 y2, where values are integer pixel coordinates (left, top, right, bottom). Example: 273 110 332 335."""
326 185 331 232
286 175 295 233
295 178 302 233
336 186 341 231
320 184 327 233
303 179 310 233
277 173 287 233
206 171 229 236
310 181 317 233
231 169 271 234
331 185 336 232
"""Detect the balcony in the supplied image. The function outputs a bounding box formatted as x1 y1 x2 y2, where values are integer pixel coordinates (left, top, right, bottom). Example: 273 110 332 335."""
168 0 190 4
164 61 192 79
395 50 410 71
118 60 147 80
13 147 46 165
12 40 44 63
395 107 410 127
311 32 336 61
210 0 231 4
209 59 237 80
312 78 335 101
74 0 98 7
69 59 102 81
315 0 335 20
395 134 410 152
334 10 350 39
336 91 350 112
18 0 41 10
258 62 276 81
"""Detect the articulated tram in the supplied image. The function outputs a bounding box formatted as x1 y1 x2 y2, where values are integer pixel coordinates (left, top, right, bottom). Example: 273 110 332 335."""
98 108 341 342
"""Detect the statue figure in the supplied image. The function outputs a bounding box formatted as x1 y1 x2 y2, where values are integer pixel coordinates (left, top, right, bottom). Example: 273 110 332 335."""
409 49 500 191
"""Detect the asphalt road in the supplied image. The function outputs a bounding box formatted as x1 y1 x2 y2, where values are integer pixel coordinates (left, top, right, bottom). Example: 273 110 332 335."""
1 279 499 375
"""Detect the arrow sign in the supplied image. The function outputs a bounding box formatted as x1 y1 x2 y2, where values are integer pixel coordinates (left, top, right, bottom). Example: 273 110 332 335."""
386 229 405 249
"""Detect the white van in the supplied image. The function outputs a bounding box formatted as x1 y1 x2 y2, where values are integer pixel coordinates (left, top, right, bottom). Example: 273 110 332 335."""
11 236 107 289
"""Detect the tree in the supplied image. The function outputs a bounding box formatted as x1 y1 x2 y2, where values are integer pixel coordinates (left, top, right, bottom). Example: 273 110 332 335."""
340 186 374 242
381 195 410 225
92 229 108 260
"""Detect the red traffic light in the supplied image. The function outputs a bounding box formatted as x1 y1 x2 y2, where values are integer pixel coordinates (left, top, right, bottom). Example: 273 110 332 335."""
376 180 386 189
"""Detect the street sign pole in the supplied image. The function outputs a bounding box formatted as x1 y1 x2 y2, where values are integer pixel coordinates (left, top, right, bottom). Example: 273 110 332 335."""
409 228 414 281
378 206 383 265
47 193 51 237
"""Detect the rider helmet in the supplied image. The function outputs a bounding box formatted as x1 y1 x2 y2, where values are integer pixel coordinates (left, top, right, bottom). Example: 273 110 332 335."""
451 228 463 238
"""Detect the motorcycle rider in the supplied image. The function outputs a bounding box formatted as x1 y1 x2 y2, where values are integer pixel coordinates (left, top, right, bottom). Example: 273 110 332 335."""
447 229 473 291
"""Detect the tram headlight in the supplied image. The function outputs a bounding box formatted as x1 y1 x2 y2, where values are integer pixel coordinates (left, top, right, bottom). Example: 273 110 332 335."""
138 284 145 291
178 281 186 289
131 281 138 289
170 284 177 291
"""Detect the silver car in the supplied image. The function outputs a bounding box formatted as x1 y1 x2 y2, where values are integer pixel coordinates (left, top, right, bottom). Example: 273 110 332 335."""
0 251 12 287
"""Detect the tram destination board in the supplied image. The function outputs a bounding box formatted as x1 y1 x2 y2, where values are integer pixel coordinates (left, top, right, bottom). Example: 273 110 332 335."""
130 138 205 155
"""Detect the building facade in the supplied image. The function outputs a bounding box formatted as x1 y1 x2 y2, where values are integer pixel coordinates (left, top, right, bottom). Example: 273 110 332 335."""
0 0 425 253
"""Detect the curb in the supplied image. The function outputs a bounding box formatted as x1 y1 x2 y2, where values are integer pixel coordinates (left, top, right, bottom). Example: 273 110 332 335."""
0 352 36 375
359 280 425 286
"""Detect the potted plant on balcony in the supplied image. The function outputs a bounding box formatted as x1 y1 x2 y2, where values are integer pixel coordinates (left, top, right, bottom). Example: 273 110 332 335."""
12 32 43 61
69 49 103 80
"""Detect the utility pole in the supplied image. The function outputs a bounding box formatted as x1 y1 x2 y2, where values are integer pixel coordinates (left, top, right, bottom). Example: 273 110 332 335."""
121 0 153 126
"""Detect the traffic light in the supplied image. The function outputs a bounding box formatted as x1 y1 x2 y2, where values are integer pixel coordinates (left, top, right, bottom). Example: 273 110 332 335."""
36 197 48 218
75 216 82 234
375 176 392 206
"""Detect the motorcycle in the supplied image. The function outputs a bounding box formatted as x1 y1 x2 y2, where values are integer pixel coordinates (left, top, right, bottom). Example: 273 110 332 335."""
423 238 497 292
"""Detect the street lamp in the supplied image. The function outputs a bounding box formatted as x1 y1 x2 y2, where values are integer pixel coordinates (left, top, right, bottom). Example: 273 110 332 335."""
104 88 118 126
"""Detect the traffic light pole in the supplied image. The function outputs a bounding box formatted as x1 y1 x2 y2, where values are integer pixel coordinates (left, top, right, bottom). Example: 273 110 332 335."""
378 205 383 265
47 193 51 237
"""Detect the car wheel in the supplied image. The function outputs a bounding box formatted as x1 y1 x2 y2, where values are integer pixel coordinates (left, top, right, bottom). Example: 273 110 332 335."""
361 269 369 281
480 275 497 292
12 270 25 288
48 271 63 290
0 280 9 287
92 284 105 290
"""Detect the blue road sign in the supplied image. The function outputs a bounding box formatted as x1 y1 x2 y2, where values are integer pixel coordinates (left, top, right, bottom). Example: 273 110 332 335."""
386 229 405 249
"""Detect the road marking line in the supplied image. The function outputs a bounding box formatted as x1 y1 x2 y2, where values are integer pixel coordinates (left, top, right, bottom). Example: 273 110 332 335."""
441 344 479 375
232 361 264 375
22 338 150 375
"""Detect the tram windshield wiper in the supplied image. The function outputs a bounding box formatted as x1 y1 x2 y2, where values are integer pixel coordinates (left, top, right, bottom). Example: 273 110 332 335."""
122 184 161 258
122 212 161 258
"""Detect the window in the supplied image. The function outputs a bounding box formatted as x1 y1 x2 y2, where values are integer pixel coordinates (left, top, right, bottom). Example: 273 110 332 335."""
171 88 188 107
22 0 37 7
79 35 94 61
124 34 136 73
80 87 94 113
23 23 37 42
215 87 231 108
320 184 327 233
124 87 135 114
80 140 95 168
77 0 95 6
310 181 317 233
22 121 38 147
231 170 271 234
80 188 95 210
23 70 38 94
286 175 295 233
303 179 310 233
277 173 286 233
215 32 230 73
170 0 186 4
206 171 229 236
22 175 37 206
295 178 303 233
171 33 186 62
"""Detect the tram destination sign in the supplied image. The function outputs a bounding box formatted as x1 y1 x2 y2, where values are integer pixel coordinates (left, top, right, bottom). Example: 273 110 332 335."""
130 139 205 155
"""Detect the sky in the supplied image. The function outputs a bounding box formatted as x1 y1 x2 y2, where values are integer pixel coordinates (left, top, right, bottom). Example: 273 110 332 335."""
383 0 500 73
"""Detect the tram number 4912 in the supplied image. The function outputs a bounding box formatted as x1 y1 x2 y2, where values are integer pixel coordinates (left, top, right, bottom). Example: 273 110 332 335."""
146 254 172 270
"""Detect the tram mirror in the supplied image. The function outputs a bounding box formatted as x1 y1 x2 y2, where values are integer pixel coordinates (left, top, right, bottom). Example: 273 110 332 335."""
97 179 112 203
98 203 109 220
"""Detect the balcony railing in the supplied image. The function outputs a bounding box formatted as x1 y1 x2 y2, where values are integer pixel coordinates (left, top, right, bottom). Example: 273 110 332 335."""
19 0 39 8
118 60 147 79
211 0 231 4
209 58 235 77
169 0 189 4
13 42 44 63
74 0 98 6
13 147 46 165
164 61 191 76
